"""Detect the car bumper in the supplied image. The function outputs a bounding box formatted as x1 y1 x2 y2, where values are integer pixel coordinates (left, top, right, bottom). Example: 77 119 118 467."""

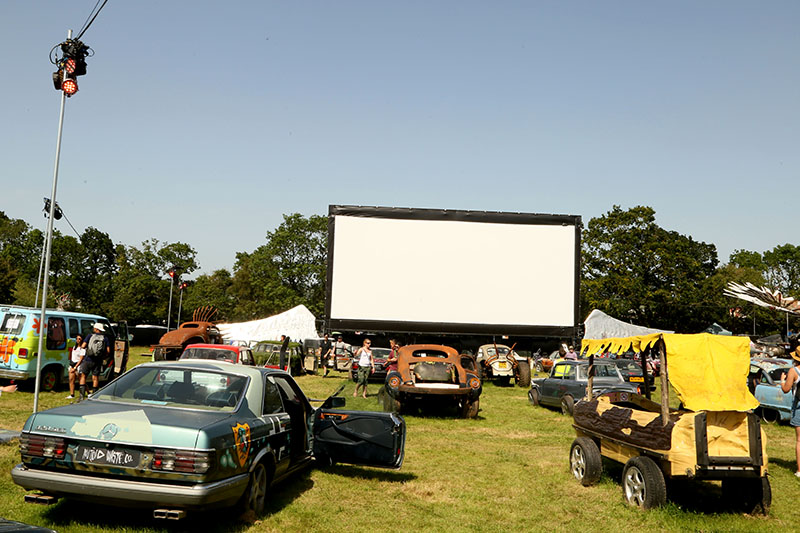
0 369 30 380
11 464 249 509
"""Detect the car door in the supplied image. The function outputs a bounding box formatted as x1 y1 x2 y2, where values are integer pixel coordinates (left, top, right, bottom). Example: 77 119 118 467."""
540 364 566 406
312 390 406 469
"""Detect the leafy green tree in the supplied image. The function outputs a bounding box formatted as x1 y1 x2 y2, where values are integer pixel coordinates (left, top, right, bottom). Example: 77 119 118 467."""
181 269 236 322
232 213 328 319
582 205 718 332
109 239 198 324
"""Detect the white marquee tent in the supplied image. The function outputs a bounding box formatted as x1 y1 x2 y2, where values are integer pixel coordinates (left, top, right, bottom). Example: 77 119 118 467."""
583 309 672 340
217 305 319 344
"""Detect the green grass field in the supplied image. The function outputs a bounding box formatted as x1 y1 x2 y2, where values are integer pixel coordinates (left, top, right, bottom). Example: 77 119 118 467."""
0 351 797 532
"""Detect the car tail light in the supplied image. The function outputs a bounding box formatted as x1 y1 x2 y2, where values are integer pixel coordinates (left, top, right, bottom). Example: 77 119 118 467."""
152 449 212 474
20 433 66 459
18 348 28 358
352 363 359 369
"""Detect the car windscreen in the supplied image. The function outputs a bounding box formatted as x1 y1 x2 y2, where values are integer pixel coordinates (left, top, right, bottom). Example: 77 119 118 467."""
578 364 619 379
617 362 642 373
93 366 247 411
371 348 392 358
181 347 236 361
486 347 510 356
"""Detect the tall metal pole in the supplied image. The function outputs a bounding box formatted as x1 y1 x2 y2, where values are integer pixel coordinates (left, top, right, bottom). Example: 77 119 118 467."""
33 229 48 308
34 30 71 413
166 275 175 331
177 286 184 327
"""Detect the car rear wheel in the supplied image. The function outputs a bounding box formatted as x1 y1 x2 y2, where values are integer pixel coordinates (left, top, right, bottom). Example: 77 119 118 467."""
722 476 771 515
622 456 666 509
528 387 540 406
570 437 602 486
560 394 575 416
39 366 59 392
242 463 269 516
516 361 531 388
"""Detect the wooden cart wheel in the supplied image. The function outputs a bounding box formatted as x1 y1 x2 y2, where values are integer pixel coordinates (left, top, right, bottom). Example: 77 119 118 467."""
570 437 602 486
622 456 666 509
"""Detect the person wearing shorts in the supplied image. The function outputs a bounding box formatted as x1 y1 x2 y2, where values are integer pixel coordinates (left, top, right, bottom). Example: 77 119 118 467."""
781 338 800 478
353 339 374 399
66 334 85 399
78 323 110 400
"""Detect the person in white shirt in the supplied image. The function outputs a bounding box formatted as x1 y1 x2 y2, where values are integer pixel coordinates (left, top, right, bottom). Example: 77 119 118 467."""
66 334 85 399
353 339 375 399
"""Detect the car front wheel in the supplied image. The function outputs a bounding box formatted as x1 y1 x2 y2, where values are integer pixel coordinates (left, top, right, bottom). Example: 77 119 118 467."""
529 388 540 406
622 456 666 509
561 395 575 416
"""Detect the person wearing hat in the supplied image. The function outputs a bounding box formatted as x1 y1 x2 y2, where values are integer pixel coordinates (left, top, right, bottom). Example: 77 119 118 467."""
780 337 800 478
77 323 111 400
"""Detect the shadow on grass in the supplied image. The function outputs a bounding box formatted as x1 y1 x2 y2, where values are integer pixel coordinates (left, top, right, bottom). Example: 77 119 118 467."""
769 457 798 474
43 501 254 533
600 458 767 515
322 464 416 482
40 472 317 533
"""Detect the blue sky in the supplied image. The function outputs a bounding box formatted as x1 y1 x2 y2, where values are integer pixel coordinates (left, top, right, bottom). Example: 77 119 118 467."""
2 2 798 277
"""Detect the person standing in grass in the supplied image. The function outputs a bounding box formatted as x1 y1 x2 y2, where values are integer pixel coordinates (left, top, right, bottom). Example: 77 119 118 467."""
353 338 374 399
66 334 85 399
321 334 333 377
781 337 800 478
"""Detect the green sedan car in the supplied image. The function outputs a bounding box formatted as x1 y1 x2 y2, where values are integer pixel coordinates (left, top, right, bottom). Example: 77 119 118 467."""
12 360 406 519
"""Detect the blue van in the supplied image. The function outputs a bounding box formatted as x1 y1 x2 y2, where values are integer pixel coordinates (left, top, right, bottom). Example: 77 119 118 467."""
0 305 129 391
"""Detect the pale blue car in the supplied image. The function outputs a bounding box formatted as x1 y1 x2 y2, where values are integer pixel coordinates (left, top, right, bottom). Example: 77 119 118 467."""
749 358 794 423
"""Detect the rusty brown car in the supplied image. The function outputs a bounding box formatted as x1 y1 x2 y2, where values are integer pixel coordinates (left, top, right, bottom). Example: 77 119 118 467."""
152 307 223 361
384 344 481 418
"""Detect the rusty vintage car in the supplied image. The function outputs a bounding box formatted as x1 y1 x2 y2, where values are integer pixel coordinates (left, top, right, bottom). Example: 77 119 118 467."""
475 343 531 387
152 307 223 362
384 344 482 418
570 333 770 514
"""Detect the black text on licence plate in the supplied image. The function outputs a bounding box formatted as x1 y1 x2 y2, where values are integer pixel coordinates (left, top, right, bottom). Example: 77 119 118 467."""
76 446 140 467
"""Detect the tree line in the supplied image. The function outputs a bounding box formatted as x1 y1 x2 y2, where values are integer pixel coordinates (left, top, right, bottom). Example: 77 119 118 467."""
0 207 797 337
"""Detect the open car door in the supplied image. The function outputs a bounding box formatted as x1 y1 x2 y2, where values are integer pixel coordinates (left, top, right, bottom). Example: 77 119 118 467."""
312 387 405 469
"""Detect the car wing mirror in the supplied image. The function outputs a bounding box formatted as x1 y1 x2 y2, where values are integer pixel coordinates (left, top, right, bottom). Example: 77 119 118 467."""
321 383 347 409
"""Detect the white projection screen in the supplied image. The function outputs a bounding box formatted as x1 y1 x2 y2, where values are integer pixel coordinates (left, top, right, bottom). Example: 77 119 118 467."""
326 206 581 336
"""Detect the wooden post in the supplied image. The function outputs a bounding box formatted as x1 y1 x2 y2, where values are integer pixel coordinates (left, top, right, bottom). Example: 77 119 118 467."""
586 353 594 401
659 339 669 426
640 344 650 399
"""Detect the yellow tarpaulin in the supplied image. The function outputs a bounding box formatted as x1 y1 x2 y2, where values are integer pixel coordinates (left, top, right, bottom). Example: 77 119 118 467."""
581 332 759 412
665 333 759 412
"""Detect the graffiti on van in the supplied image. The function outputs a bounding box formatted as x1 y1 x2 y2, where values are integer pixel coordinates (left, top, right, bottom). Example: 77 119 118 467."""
0 306 129 392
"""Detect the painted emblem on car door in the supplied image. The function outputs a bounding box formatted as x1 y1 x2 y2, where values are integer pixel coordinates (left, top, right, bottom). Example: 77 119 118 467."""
232 422 251 467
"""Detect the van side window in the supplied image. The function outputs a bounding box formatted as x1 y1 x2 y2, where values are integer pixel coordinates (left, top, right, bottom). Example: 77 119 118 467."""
46 317 66 350
69 319 79 339
80 320 94 338
0 313 26 335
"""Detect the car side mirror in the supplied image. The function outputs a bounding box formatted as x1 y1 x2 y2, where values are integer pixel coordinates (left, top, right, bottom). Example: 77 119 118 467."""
322 396 346 409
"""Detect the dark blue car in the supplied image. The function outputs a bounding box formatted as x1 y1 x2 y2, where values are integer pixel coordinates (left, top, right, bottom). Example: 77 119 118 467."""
528 360 639 415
